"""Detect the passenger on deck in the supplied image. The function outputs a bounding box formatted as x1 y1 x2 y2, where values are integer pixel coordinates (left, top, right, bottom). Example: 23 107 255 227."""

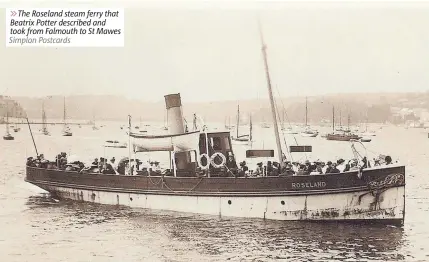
343 161 351 172
103 160 117 175
385 155 392 165
226 153 238 169
26 157 34 166
336 159 346 172
350 160 360 171
304 160 311 171
92 158 99 167
374 158 381 166
296 164 308 176
254 162 263 176
272 162 280 176
312 164 323 175
153 161 161 173
109 157 117 173
99 157 106 170
117 161 126 175
40 159 49 169
238 161 248 177
362 157 370 168
266 161 274 176
55 154 61 167
329 163 341 173
284 163 295 176
324 161 333 174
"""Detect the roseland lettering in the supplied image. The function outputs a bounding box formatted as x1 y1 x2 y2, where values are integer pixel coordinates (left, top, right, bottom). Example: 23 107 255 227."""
291 181 327 189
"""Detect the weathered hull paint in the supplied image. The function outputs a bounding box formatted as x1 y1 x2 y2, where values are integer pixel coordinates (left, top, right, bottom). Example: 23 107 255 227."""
32 181 404 224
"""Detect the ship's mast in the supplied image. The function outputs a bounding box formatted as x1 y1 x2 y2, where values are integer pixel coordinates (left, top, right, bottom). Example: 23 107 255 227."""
63 97 66 125
305 97 308 127
347 113 350 131
42 101 46 131
236 104 240 138
258 21 284 166
249 113 253 142
5 102 9 134
332 106 335 133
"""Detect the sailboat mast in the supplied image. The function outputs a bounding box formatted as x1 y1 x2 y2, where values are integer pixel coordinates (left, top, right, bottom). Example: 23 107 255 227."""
347 114 350 131
332 106 335 133
5 103 9 134
92 109 95 127
365 110 368 132
63 97 66 125
305 97 308 127
249 113 253 142
236 104 240 138
42 101 46 130
258 22 283 166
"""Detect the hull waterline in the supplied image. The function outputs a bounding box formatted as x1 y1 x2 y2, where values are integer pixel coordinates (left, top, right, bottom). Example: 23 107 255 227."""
30 182 404 224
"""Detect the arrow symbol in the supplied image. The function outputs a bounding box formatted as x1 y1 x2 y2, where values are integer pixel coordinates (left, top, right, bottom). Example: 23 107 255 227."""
11 11 17 16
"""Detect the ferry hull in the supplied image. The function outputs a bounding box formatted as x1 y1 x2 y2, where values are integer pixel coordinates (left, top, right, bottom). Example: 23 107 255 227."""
25 165 405 225
30 183 404 224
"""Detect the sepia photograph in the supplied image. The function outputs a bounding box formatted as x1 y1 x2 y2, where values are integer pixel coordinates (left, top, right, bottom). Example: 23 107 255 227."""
0 0 427 261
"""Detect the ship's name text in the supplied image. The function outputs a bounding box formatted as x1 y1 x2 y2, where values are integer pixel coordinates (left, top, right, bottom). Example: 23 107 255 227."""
292 181 327 189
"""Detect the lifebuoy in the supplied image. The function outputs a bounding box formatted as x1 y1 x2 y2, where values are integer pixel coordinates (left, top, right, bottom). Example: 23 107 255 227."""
210 152 226 168
198 153 210 170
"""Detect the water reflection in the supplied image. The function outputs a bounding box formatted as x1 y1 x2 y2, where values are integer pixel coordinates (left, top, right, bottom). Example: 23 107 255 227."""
27 193 406 261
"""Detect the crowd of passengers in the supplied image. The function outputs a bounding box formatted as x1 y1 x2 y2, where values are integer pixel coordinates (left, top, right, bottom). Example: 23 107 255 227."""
27 152 395 177
226 154 394 177
26 152 163 176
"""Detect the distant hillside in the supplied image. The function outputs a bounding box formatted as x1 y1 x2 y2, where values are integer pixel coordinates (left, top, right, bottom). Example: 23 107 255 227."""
10 92 429 124
0 96 26 123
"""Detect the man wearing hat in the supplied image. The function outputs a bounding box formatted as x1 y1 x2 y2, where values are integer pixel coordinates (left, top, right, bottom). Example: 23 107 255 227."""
324 161 333 174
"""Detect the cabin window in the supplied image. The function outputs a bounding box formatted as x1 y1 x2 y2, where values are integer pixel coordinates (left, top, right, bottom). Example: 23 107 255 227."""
211 137 222 151
190 151 196 162
223 136 231 150
199 134 207 153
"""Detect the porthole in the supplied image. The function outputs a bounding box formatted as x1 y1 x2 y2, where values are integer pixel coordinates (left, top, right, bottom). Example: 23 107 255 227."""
130 197 133 201
281 201 285 205
228 200 232 205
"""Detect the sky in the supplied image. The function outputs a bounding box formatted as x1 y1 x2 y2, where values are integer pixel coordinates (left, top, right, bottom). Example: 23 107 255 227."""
1 1 429 103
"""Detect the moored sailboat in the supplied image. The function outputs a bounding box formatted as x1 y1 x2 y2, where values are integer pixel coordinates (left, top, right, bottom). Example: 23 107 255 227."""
92 110 99 131
61 97 72 136
326 110 361 141
224 116 233 130
162 110 169 131
24 23 405 225
231 104 252 144
3 104 14 140
40 101 50 136
300 97 318 137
